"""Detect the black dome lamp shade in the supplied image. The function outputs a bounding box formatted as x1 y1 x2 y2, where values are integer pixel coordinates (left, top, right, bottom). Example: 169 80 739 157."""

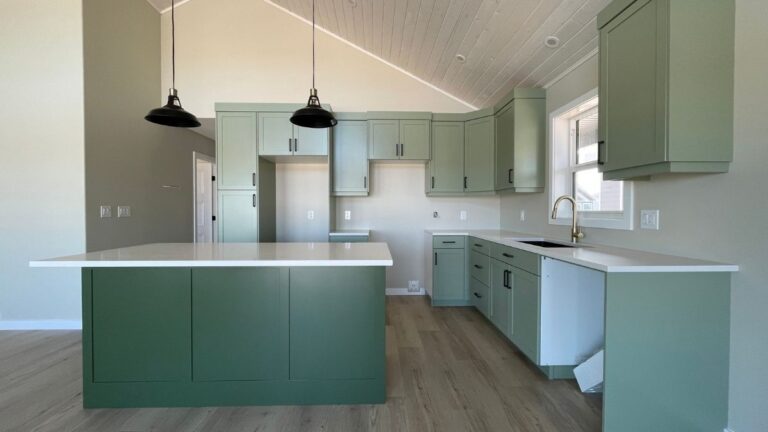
145 0 200 128
290 0 337 129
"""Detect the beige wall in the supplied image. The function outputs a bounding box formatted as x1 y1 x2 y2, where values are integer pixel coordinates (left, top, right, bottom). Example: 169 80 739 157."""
84 0 214 252
275 163 331 242
160 0 472 117
499 2 768 429
0 0 85 325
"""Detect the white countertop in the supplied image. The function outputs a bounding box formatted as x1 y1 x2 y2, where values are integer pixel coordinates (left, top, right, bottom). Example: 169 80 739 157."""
329 230 371 237
426 229 738 273
29 242 394 268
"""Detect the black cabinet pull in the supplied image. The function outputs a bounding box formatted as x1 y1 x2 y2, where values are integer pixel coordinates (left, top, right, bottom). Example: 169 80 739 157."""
474 264 483 269
474 243 483 247
502 252 514 258
431 176 435 189
395 143 399 157
434 252 437 265
294 138 298 152
598 140 606 166
508 168 514 184
473 292 482 299
252 194 256 207
289 137 292 152
400 143 404 157
364 176 367 188
252 173 256 186
442 241 456 244
503 270 511 288
464 176 468 189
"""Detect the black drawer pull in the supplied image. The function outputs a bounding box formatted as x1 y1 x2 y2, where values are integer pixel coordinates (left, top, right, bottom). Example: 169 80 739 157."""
474 243 483 247
473 264 483 269
442 241 456 244
473 292 482 298
502 252 514 258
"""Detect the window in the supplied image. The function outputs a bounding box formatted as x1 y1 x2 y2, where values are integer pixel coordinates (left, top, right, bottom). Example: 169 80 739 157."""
550 90 633 230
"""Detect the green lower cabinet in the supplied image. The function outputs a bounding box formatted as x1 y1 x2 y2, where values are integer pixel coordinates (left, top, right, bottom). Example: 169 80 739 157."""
90 268 191 383
510 267 540 364
489 259 512 338
432 248 467 306
469 277 490 319
192 268 288 381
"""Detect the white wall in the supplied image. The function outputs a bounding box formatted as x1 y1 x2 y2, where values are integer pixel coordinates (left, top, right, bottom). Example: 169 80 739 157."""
499 2 768 429
160 0 472 116
275 163 330 242
336 164 500 290
0 0 86 327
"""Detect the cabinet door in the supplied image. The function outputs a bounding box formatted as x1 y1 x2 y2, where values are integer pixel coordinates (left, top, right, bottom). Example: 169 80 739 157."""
333 120 369 195
259 112 294 156
294 125 329 156
432 249 466 302
218 190 258 242
399 119 431 160
464 116 495 192
217 112 257 190
599 0 664 171
368 119 399 160
511 267 541 363
495 103 515 190
428 122 464 193
490 259 512 338
192 268 288 381
91 268 191 383
513 98 546 189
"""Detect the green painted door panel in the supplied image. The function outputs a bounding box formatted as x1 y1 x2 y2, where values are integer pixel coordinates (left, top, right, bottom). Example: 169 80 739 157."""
490 259 512 338
294 125 329 156
368 119 399 160
511 267 540 364
464 116 494 192
469 277 490 319
217 112 257 190
495 103 515 190
600 0 664 172
218 191 258 242
399 119 430 160
91 268 191 383
259 112 294 156
332 120 369 195
289 267 385 380
428 122 464 193
512 98 546 190
432 249 466 302
192 268 288 381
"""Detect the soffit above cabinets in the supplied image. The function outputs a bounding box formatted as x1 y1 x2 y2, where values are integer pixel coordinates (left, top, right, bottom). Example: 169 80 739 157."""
147 0 611 108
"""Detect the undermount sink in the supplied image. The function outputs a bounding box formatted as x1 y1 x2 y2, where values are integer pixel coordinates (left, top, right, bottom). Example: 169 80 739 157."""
518 240 576 248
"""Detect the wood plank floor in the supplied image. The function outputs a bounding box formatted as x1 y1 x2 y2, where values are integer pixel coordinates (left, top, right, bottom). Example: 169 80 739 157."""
0 297 601 432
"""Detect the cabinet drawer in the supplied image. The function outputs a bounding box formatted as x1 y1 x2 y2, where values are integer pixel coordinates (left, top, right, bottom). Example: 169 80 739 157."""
470 237 491 255
491 244 540 275
432 235 465 249
469 250 490 286
469 278 490 319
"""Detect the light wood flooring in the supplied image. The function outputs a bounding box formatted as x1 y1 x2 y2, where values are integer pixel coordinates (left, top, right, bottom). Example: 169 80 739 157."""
0 296 601 432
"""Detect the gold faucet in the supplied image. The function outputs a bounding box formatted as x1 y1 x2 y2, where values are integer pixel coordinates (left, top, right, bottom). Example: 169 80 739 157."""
552 195 584 243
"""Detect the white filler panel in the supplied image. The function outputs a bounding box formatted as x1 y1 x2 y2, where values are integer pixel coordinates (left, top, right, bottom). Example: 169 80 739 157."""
539 257 605 366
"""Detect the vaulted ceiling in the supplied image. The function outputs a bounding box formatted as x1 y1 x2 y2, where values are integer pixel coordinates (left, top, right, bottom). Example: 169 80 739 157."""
146 0 610 109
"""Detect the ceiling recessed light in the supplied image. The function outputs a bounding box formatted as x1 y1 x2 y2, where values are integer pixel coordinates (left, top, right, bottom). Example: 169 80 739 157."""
455 54 466 63
544 36 560 49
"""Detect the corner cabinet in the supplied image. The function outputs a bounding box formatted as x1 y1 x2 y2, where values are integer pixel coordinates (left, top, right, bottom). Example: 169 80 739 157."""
464 116 495 192
597 0 735 180
368 117 430 161
494 89 546 192
332 120 369 196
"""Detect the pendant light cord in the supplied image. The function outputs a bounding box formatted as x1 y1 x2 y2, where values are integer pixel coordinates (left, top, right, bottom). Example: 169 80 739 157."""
171 0 176 90
312 0 316 90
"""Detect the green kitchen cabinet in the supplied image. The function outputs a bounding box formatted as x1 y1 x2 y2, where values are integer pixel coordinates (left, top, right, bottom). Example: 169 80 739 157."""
427 122 464 194
431 246 467 306
469 277 491 319
332 120 369 196
464 116 495 192
192 268 288 381
218 190 258 242
217 112 258 190
494 91 546 192
597 0 734 180
259 112 329 157
490 259 513 338
90 268 191 383
368 119 430 161
510 266 541 364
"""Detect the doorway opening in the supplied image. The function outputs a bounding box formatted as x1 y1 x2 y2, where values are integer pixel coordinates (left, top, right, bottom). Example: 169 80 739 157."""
193 152 216 243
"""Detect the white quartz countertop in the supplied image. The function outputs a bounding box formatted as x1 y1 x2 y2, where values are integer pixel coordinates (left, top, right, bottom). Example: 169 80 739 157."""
29 242 394 268
426 229 738 273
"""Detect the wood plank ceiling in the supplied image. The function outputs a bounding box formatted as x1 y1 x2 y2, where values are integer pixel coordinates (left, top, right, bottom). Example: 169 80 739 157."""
147 0 611 109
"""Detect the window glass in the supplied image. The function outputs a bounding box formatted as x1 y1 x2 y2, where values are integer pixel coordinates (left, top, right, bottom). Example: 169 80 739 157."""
575 111 599 164
574 168 623 212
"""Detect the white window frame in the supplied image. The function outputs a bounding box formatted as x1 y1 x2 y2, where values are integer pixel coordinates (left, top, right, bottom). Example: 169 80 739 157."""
549 89 634 231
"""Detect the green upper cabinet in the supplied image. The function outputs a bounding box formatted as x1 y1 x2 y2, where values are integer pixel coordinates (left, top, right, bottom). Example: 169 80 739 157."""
368 118 430 161
597 0 734 180
217 112 258 190
333 120 369 196
259 112 329 157
427 122 464 194
494 91 546 193
464 116 495 193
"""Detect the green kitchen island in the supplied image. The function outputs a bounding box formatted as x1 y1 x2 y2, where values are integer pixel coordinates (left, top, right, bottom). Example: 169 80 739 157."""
31 242 393 408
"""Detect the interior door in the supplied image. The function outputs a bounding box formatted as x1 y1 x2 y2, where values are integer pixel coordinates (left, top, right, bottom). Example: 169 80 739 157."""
195 155 214 243
259 112 294 156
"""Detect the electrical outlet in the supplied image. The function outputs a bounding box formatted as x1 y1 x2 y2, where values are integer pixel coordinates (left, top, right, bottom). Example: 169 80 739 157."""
100 205 112 218
344 210 351 220
307 210 315 220
433 211 439 218
117 206 131 218
520 210 526 221
407 280 420 293
459 210 467 221
640 210 660 230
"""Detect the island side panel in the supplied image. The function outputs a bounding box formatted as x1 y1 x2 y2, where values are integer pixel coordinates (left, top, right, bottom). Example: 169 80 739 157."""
603 272 730 432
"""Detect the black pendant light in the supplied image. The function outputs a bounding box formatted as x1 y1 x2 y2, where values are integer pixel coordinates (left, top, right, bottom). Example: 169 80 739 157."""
290 0 337 129
145 0 200 128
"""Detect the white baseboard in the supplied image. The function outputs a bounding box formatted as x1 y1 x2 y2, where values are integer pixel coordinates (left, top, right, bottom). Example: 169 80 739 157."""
0 320 82 330
386 288 425 296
